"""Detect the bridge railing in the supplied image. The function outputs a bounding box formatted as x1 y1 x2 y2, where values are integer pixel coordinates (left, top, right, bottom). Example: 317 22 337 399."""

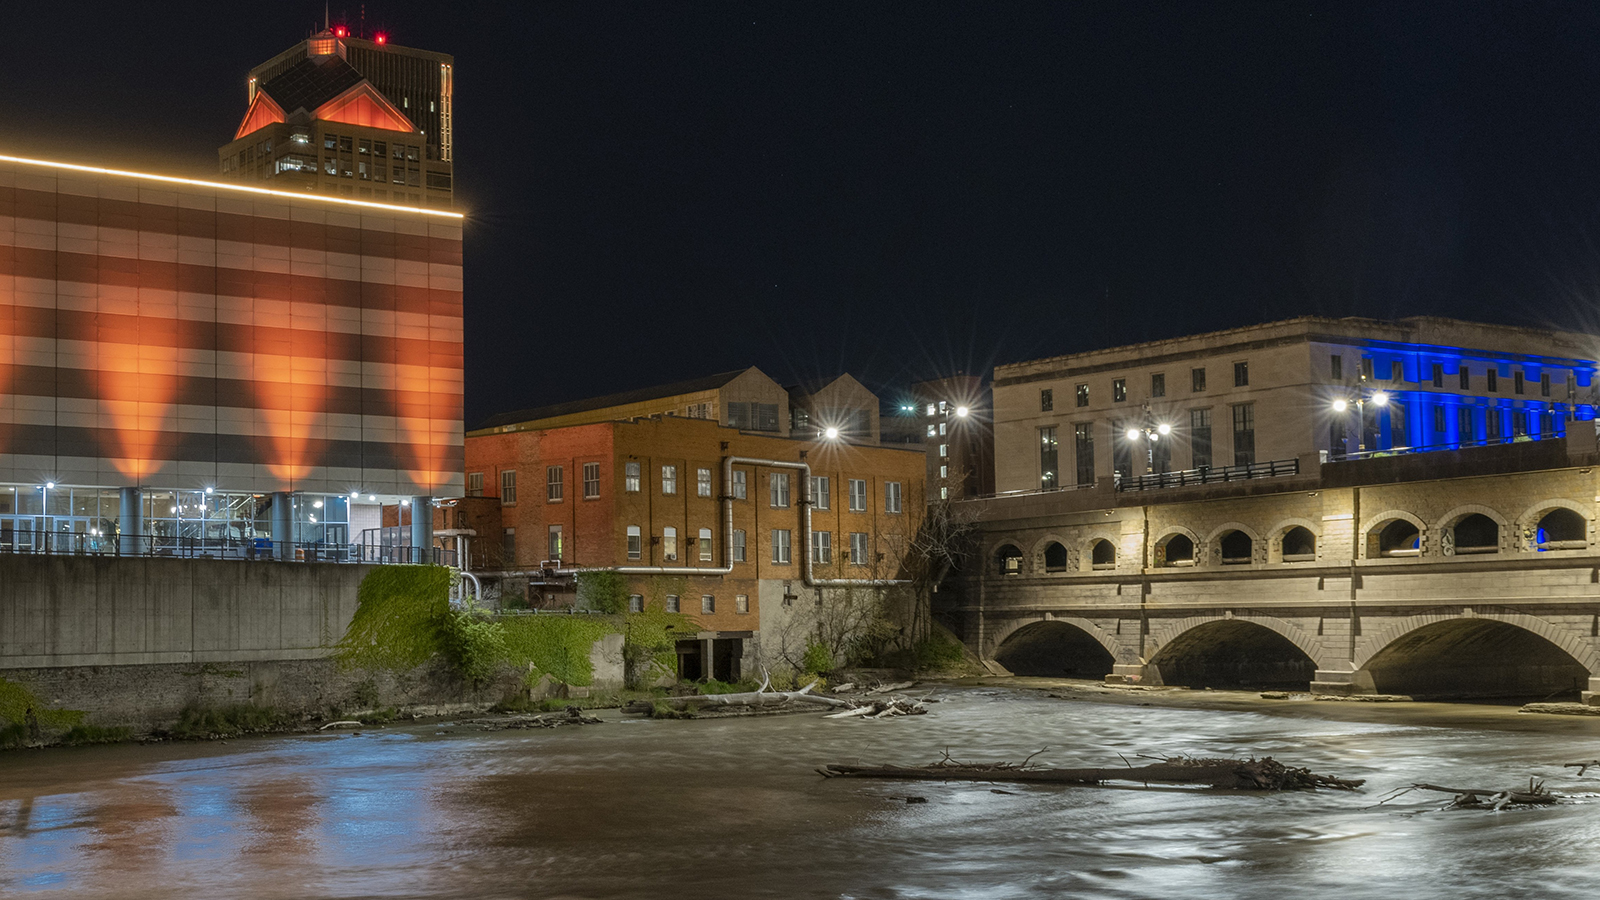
1114 458 1300 493
1323 431 1564 463
0 532 456 566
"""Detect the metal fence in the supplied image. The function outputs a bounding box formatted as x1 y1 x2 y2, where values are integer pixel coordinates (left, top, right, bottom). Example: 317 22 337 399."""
0 532 456 566
1324 431 1562 463
1114 458 1301 493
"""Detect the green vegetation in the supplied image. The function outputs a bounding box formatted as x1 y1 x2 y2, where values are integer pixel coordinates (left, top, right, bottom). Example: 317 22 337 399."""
499 614 615 686
0 677 86 748
60 724 134 746
168 704 291 739
576 571 631 614
802 640 834 675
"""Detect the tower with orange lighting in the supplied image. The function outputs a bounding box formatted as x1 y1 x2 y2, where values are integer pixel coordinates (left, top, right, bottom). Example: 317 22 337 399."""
218 28 454 207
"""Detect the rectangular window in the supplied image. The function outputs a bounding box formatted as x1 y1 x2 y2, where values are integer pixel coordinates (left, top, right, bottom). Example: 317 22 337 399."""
500 470 517 505
627 525 641 560
628 594 644 613
666 594 680 613
1191 409 1212 468
662 526 678 561
940 464 949 478
625 461 641 492
1432 363 1444 388
732 469 747 500
1040 388 1053 411
1113 378 1127 402
735 594 750 614
772 529 791 564
1075 383 1089 407
939 443 948 457
848 478 867 511
701 595 715 615
699 527 713 562
1433 404 1446 434
1113 427 1133 482
1151 373 1165 398
1458 406 1474 442
812 476 830 509
850 532 869 566
1460 367 1471 390
927 424 937 437
1488 369 1499 392
812 531 832 564
1331 356 1343 381
1232 404 1256 465
547 525 563 560
770 473 790 508
1515 371 1525 395
755 403 780 431
1392 361 1403 382
1074 423 1095 485
1192 367 1206 392
1361 358 1375 380
939 422 947 435
697 468 712 497
1234 361 1249 387
885 482 903 514
661 465 677 494
1541 373 1551 397
1040 426 1059 489
733 529 747 562
583 463 600 498
727 402 750 429
547 466 564 502
467 472 483 497
1487 405 1502 439
1513 409 1529 436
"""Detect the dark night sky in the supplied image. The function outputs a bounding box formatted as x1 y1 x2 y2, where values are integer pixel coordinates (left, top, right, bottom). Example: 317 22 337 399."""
10 2 1600 426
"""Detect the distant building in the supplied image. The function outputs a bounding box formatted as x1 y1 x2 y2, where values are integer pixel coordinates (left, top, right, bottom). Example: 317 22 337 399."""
787 374 881 443
911 376 995 503
217 29 455 207
476 367 793 438
992 317 1600 494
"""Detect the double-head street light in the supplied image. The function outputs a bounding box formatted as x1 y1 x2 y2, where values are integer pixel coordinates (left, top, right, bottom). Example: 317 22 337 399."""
1124 403 1173 475
1331 389 1389 451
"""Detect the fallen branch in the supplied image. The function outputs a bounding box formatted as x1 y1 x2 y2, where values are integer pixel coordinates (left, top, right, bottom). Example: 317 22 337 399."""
818 755 1362 791
1388 779 1558 810
868 681 917 695
1564 759 1600 776
319 720 362 731
667 679 854 710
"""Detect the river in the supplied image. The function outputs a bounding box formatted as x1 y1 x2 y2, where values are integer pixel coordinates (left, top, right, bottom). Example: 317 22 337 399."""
4 683 1600 899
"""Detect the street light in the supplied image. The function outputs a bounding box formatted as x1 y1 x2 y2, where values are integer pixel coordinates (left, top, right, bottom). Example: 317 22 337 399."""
1331 389 1390 452
955 406 969 418
1124 403 1172 476
823 426 840 440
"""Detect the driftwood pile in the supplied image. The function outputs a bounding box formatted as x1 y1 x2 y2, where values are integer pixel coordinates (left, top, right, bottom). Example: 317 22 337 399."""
1380 779 1558 810
824 698 927 719
819 751 1364 791
648 672 928 719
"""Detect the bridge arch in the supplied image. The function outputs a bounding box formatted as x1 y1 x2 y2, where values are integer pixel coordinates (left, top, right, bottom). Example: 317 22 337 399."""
990 616 1121 678
1435 504 1507 556
1030 533 1073 574
1080 532 1119 572
1266 517 1321 563
1354 612 1599 699
1360 509 1428 559
1152 527 1200 568
1145 613 1322 689
1514 500 1594 552
1203 522 1262 567
991 540 1026 577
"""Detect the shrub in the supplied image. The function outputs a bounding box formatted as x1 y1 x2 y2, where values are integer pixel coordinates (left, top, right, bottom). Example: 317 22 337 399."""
802 640 833 675
438 609 509 687
576 571 631 613
60 724 133 746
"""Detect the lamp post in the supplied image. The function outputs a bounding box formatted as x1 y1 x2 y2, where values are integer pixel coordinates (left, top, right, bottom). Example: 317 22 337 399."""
1332 389 1389 452
1123 403 1172 477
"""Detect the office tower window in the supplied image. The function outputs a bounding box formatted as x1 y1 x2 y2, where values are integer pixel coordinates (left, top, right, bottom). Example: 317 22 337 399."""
1233 362 1249 387
1151 373 1165 398
1040 426 1059 489
1040 388 1053 411
770 473 790 508
661 465 677 495
1191 409 1212 468
848 479 867 511
546 466 563 502
1192 367 1207 392
1076 383 1089 407
698 467 712 497
627 526 641 560
1074 423 1095 485
772 529 792 564
500 470 517 505
1232 404 1255 465
625 462 640 492
1113 378 1127 402
583 463 600 498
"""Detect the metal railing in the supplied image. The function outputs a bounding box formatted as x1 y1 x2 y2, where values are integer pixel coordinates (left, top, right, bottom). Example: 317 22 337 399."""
966 481 1101 502
1325 431 1564 463
0 532 456 566
1115 458 1301 493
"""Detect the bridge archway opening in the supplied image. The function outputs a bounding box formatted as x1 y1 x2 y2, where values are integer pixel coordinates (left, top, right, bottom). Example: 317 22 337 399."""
1537 508 1587 550
1282 526 1315 561
1042 541 1068 573
1219 530 1253 565
1159 534 1195 567
994 621 1115 679
996 544 1023 576
1364 619 1591 700
1373 519 1421 558
1450 514 1499 555
1090 539 1115 569
1147 620 1315 690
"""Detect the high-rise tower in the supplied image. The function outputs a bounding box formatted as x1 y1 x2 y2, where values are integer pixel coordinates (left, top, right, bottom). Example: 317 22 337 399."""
217 28 455 207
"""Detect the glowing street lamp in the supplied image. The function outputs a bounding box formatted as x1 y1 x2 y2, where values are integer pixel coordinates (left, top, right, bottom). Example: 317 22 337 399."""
1123 404 1172 476
1332 389 1390 451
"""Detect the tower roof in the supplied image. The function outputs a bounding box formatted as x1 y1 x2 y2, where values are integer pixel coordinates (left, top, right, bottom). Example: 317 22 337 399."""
258 55 366 115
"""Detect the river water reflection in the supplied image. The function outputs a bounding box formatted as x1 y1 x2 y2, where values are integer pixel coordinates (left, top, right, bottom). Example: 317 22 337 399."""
4 685 1600 899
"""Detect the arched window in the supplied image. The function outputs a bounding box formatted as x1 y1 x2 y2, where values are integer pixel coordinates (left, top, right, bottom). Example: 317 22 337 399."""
1043 541 1068 573
1282 526 1315 562
1219 530 1253 565
1091 539 1115 569
1537 508 1587 550
1451 514 1498 554
996 544 1024 576
1376 519 1420 557
1161 534 1194 567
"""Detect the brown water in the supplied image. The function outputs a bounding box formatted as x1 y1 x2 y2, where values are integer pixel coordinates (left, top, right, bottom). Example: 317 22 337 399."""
4 686 1600 899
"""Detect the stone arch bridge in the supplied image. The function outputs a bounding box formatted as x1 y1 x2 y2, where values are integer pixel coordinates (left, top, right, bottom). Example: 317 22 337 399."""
940 440 1600 701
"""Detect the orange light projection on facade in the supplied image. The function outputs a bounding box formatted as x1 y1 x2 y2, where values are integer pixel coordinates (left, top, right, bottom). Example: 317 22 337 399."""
313 85 416 133
233 93 287 140
254 354 329 483
97 342 180 481
393 363 456 492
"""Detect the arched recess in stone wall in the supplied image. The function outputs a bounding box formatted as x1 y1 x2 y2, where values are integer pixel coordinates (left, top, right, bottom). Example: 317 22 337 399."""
1078 530 1121 573
991 540 1026 577
1203 522 1263 567
1030 533 1073 575
1513 499 1594 552
1143 614 1323 689
1434 504 1508 556
1152 526 1200 568
1266 517 1322 563
1353 611 1600 674
986 614 1122 661
1359 509 1428 559
1146 613 1327 669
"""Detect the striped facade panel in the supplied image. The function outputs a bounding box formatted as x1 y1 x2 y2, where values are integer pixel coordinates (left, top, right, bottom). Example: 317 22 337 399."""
0 158 464 496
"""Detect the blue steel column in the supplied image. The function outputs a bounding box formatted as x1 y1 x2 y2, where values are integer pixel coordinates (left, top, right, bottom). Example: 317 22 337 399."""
272 492 294 560
118 487 142 556
410 496 433 564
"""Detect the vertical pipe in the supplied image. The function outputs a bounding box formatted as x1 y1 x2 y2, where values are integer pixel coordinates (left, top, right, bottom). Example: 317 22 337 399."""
119 487 142 556
272 492 293 560
410 496 432 564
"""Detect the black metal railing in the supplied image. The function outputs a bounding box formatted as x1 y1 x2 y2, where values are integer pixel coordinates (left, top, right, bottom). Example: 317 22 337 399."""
1326 430 1564 463
1115 458 1301 493
0 532 456 566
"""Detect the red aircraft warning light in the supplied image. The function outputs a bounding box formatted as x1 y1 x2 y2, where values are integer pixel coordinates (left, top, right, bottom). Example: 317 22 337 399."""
375 33 388 44
334 25 348 38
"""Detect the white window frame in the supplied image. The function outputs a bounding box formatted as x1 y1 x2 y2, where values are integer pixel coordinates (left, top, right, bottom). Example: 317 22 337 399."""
547 524 563 559
812 476 830 510
625 461 640 492
733 529 746 563
772 528 791 564
848 478 866 512
812 530 832 564
628 593 644 613
583 462 600 499
665 594 680 613
500 469 517 505
547 465 564 502
699 527 713 562
662 526 678 561
770 473 790 508
697 468 712 497
850 532 869 567
701 594 715 614
885 481 902 514
467 472 483 497
732 469 747 500
735 594 749 614
627 525 641 560
662 465 677 495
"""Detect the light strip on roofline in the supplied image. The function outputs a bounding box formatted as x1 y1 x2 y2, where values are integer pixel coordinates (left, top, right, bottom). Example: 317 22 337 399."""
0 153 465 219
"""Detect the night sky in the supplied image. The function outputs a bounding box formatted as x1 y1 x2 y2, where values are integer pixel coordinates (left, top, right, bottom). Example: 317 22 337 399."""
10 2 1600 427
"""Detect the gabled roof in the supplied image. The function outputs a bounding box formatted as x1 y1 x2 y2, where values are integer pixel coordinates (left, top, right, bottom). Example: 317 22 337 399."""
312 81 416 132
233 92 287 140
235 55 418 140
259 55 366 115
475 369 756 431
